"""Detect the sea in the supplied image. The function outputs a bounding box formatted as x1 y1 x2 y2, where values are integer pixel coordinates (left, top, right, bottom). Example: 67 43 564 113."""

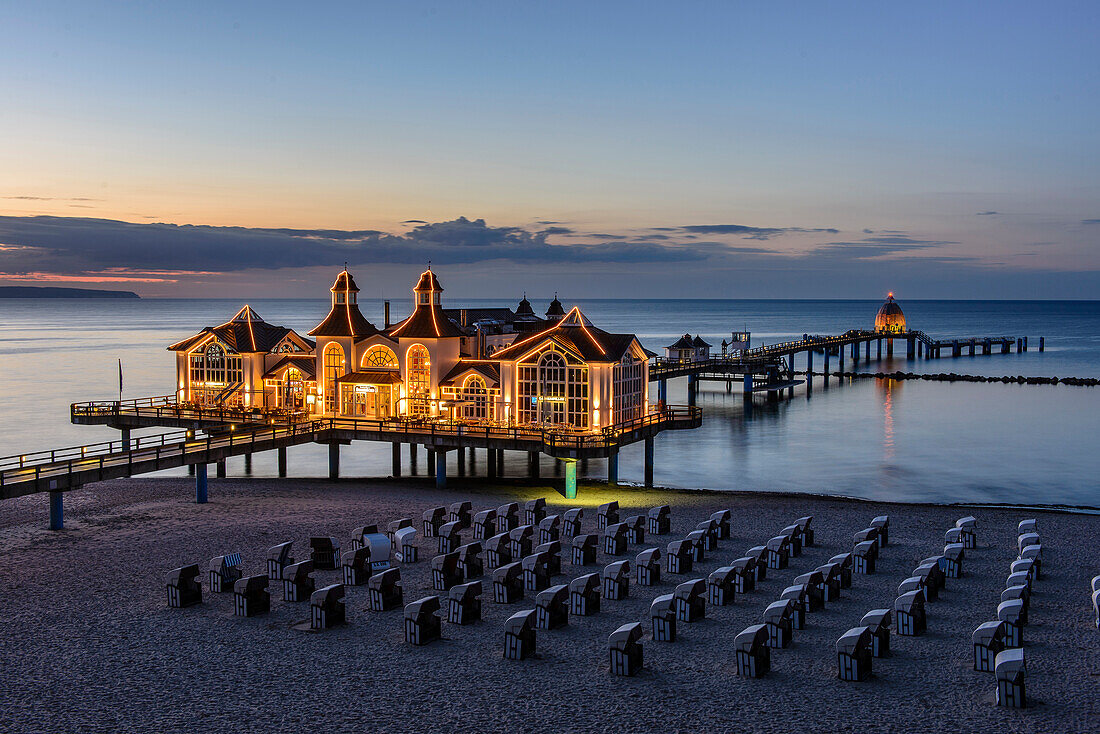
1 297 1098 508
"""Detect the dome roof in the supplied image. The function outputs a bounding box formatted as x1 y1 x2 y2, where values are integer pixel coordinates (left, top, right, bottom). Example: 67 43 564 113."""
414 268 442 292
331 270 359 292
874 294 907 333
545 294 565 317
877 295 903 317
516 293 535 318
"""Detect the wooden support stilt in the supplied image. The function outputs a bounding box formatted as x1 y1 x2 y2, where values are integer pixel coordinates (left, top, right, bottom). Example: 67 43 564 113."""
196 463 208 504
436 450 447 490
328 443 339 481
644 437 654 488
278 447 287 477
391 442 401 477
48 490 63 530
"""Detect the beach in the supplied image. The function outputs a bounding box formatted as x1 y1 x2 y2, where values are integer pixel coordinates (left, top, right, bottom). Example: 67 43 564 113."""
1 477 1097 734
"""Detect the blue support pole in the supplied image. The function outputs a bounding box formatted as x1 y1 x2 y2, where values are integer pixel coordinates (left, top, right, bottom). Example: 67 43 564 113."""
48 491 63 530
806 350 813 394
607 449 619 486
435 450 447 490
328 442 340 480
687 374 697 407
644 436 654 488
658 379 667 404
564 460 577 499
823 349 830 387
196 463 208 504
120 428 131 452
742 371 753 399
877 339 882 360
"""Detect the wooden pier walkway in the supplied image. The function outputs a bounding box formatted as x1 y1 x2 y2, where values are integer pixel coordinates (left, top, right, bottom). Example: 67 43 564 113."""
3 406 701 527
650 329 1038 404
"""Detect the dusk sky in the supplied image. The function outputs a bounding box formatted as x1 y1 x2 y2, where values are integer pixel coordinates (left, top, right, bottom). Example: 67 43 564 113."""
1 2 1098 298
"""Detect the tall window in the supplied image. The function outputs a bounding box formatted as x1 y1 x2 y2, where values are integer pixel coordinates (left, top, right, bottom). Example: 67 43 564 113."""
189 343 242 385
517 346 588 428
613 354 643 424
461 375 487 421
362 345 398 368
188 342 242 404
324 343 345 412
407 344 430 416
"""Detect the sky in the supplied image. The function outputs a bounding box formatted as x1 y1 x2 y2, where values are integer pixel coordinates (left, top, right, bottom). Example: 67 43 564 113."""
0 1 1098 299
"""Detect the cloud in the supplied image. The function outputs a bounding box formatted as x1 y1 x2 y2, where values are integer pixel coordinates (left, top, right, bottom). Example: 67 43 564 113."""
976 211 999 215
401 219 427 224
2 195 100 202
673 223 840 240
538 226 574 235
1083 219 1100 224
0 215 699 278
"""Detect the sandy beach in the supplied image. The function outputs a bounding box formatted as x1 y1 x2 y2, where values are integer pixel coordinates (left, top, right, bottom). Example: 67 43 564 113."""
1 476 1097 734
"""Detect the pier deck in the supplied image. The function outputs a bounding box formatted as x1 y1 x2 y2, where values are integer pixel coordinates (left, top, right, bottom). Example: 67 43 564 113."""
3 407 701 501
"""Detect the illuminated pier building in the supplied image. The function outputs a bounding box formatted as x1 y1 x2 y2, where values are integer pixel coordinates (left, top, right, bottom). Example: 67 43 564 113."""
168 268 652 431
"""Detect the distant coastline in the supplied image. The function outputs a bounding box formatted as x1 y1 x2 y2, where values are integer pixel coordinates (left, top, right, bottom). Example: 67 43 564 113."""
0 286 140 299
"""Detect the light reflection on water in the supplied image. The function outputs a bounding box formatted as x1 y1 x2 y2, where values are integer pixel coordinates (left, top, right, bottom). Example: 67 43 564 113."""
0 297 1097 508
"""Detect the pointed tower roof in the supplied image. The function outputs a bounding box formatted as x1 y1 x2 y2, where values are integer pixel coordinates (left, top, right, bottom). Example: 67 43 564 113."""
308 269 382 338
545 293 565 319
387 267 464 339
516 292 536 319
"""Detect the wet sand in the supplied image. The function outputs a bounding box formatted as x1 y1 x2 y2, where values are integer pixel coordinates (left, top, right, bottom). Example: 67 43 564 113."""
1 477 1097 733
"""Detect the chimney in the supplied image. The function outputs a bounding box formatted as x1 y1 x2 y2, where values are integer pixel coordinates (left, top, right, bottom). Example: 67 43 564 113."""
384 300 391 328
461 309 468 327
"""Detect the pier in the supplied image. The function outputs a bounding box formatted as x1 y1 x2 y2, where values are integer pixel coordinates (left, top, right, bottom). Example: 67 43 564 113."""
3 406 701 527
652 329 1035 406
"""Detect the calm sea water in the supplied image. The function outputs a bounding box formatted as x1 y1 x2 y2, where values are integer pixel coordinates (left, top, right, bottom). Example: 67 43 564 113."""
1 297 1098 508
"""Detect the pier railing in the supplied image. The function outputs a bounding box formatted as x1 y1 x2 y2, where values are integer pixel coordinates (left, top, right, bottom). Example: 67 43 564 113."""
323 405 701 451
2 406 701 495
70 396 310 425
0 420 325 493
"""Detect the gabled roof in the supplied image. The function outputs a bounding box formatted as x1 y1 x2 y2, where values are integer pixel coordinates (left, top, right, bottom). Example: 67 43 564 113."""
692 335 712 348
439 361 501 388
263 356 317 381
167 306 302 353
489 307 641 363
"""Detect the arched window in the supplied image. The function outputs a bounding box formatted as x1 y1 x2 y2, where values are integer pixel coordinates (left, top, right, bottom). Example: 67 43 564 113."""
205 343 226 384
462 375 487 421
187 341 243 404
324 343 345 412
362 345 398 368
407 344 430 416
